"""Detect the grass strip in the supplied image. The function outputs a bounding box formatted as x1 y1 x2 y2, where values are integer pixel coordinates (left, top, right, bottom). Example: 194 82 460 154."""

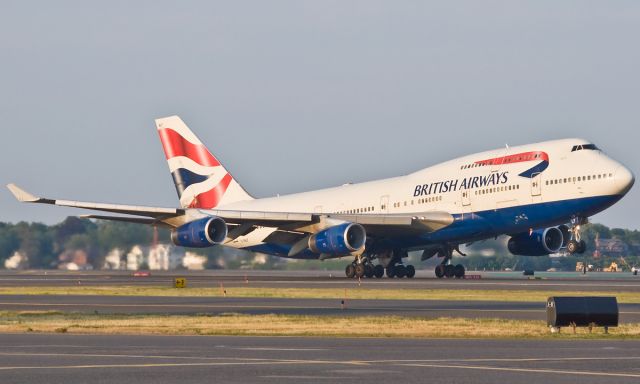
0 286 638 303
0 311 638 339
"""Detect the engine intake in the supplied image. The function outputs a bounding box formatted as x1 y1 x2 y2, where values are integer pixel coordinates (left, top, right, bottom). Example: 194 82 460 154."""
508 227 564 256
171 217 228 248
309 223 366 256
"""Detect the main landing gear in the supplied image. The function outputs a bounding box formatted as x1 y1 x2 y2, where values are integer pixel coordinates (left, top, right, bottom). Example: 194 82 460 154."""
385 263 416 279
344 251 416 279
566 217 587 255
435 263 466 279
434 245 466 279
345 257 385 279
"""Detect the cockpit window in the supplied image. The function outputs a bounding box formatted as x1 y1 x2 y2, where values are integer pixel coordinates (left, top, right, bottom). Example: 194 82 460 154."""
571 144 599 152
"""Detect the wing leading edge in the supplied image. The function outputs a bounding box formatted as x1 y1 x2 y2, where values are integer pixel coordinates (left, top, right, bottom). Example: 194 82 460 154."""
7 183 454 236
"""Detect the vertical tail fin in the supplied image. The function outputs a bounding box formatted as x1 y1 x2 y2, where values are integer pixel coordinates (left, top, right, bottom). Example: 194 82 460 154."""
155 115 253 209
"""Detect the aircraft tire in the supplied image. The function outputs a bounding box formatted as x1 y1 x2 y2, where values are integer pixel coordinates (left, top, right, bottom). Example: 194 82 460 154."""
364 264 375 278
435 265 445 278
374 265 385 278
444 264 455 278
345 264 356 278
355 264 366 278
386 266 396 278
567 240 579 254
395 264 407 278
406 265 416 278
454 264 465 278
577 240 587 254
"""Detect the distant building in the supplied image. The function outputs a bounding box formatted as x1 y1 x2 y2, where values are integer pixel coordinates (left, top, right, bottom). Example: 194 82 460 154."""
103 249 125 270
596 238 629 257
127 245 146 270
57 249 92 270
4 251 28 269
183 252 207 270
148 244 183 270
122 244 204 270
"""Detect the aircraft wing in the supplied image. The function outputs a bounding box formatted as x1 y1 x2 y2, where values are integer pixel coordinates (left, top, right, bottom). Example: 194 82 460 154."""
7 183 454 233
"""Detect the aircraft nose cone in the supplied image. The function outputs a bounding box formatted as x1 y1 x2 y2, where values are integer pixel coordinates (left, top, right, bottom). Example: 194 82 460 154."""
615 166 635 195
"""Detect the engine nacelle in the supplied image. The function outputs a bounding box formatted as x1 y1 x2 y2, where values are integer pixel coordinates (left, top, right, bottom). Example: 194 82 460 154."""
171 217 228 248
309 223 366 256
508 227 564 256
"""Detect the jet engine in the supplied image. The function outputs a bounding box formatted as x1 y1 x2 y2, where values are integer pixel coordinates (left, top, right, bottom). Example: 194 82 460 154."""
309 223 366 256
171 217 228 248
507 227 564 256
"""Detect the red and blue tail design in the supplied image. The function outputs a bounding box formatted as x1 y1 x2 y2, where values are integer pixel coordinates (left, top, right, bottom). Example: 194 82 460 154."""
155 116 253 209
476 151 549 178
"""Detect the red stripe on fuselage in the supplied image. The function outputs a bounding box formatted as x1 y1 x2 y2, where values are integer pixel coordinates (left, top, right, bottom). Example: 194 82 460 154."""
188 173 233 209
475 151 549 166
158 128 220 167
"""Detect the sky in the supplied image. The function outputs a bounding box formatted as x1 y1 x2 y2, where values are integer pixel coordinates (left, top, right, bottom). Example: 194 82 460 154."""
0 1 638 228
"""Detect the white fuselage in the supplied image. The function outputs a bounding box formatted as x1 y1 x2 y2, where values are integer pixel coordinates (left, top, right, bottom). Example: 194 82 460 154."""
218 138 634 251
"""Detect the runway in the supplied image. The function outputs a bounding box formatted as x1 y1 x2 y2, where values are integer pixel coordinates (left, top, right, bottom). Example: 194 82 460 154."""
2 269 640 291
3 294 640 322
1 333 640 384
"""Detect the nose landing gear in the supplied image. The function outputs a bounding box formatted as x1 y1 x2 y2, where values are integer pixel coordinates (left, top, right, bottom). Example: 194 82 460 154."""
567 217 588 255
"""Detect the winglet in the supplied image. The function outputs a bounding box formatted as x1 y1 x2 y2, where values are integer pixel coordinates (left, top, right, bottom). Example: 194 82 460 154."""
7 183 40 203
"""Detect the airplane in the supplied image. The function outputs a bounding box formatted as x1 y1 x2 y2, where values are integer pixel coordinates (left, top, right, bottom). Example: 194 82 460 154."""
7 116 635 279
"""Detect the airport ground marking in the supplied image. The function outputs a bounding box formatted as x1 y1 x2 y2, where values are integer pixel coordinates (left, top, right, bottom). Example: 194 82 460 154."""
400 362 640 378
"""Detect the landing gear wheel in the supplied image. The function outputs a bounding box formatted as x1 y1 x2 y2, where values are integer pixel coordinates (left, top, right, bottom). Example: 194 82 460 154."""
364 264 374 278
355 264 366 278
345 264 356 278
567 240 580 254
444 264 455 278
435 264 445 278
395 265 407 278
373 265 385 278
386 266 396 278
454 264 465 279
406 265 416 278
577 240 587 254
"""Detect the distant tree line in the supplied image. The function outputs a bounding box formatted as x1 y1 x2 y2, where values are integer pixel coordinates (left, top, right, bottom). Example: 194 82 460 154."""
0 217 166 269
1 217 639 270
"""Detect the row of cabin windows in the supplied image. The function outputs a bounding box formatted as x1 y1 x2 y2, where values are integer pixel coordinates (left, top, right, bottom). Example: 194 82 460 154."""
460 163 488 170
545 173 612 186
474 184 520 195
393 195 443 209
418 195 442 204
337 206 375 215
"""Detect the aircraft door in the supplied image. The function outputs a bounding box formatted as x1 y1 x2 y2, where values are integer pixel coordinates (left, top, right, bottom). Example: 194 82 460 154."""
531 172 542 197
380 195 389 213
461 190 471 207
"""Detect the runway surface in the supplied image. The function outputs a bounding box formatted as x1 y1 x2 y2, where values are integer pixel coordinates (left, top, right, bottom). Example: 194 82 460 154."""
2 333 640 384
3 294 640 322
2 269 640 291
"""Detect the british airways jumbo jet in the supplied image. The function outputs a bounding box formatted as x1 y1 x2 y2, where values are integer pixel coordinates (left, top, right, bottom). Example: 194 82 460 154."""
8 116 635 279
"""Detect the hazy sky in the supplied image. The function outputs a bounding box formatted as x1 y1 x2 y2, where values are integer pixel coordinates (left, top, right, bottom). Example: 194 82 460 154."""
1 1 638 228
